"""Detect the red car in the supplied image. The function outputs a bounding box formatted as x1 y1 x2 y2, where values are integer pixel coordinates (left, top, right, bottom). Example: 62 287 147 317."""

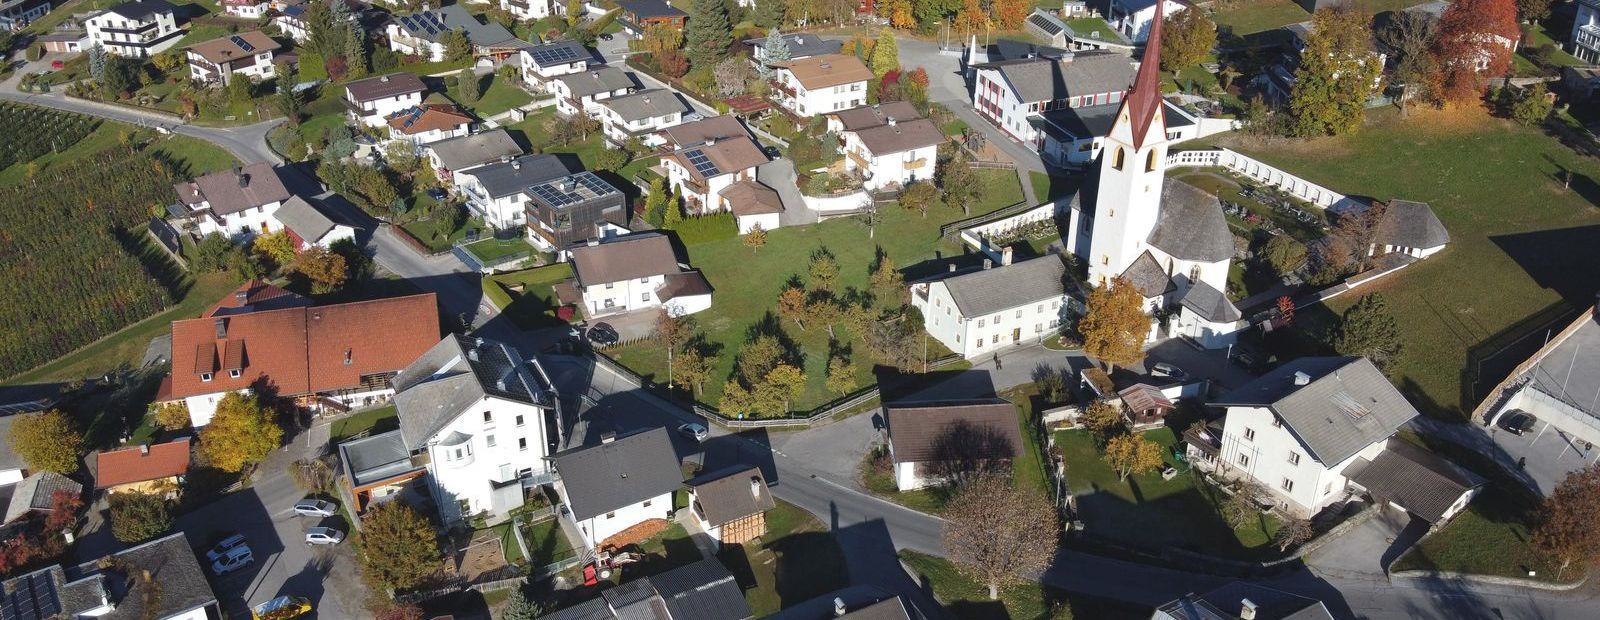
50 60 64 70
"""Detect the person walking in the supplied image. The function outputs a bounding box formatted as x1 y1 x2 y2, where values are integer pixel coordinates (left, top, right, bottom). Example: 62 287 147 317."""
993 353 1002 370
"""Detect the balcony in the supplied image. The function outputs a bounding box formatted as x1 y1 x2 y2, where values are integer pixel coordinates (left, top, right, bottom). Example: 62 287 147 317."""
1578 24 1600 52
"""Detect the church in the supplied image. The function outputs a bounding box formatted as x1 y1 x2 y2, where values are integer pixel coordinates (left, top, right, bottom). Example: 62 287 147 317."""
1074 1 1245 349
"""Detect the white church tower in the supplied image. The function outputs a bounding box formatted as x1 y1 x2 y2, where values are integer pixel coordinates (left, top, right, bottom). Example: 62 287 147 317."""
1087 0 1173 288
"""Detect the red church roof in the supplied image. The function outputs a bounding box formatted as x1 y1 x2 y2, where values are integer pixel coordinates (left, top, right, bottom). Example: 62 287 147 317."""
1123 0 1167 150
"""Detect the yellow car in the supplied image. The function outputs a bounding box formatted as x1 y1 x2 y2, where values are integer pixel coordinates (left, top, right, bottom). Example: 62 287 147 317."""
251 595 312 620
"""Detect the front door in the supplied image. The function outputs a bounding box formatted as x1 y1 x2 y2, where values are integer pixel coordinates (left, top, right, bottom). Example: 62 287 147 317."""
1011 327 1021 343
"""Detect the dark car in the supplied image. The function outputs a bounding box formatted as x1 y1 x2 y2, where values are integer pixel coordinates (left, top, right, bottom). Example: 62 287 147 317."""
1498 411 1537 436
587 323 620 347
426 187 448 201
599 33 614 41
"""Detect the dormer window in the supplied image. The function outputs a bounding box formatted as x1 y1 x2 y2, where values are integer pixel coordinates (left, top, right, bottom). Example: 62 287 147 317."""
483 411 493 423
229 369 242 379
200 372 213 382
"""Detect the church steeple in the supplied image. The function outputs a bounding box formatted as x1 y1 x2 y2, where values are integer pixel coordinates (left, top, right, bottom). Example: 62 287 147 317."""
1122 0 1167 150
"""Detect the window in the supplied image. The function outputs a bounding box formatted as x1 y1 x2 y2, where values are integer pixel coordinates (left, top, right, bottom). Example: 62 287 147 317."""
1015 310 1022 319
1271 417 1283 428
515 415 525 427
200 372 213 382
1281 478 1295 492
978 318 985 327
486 435 497 447
606 512 615 519
1243 428 1256 441
993 314 1001 323
1101 255 1109 266
640 277 649 283
1189 265 1201 281
483 411 493 423
1287 451 1300 466
1036 304 1043 313
642 292 651 302
605 282 614 289
991 335 999 344
1145 149 1158 172
518 437 529 451
1112 147 1125 170
1237 453 1250 467
229 369 241 379
643 500 652 508
976 338 983 348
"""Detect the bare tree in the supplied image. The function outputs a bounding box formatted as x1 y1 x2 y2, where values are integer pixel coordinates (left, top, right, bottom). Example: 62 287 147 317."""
1274 518 1314 552
289 457 335 493
942 475 1059 600
1222 481 1268 530
1376 11 1436 117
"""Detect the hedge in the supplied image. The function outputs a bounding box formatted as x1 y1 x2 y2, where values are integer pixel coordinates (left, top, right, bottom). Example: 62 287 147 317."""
671 213 737 246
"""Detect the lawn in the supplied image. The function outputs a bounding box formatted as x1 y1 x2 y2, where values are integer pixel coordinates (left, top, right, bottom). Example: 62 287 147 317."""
1212 106 1600 418
1057 428 1282 561
453 74 535 118
1029 170 1080 203
328 405 398 442
462 237 535 265
482 263 575 329
486 522 526 565
898 551 1148 620
1064 17 1121 41
719 500 849 616
0 125 234 187
400 216 482 253
1211 0 1311 36
520 517 577 568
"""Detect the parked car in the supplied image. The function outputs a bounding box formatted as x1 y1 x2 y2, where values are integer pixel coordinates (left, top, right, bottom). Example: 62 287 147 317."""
1498 411 1537 436
599 32 614 41
677 422 708 443
426 187 448 201
206 533 247 562
587 322 620 347
1150 362 1188 381
212 545 254 576
304 527 346 546
293 499 337 518
251 595 312 620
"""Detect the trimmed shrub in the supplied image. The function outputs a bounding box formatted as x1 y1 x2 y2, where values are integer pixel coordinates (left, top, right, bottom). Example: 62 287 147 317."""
673 213 738 245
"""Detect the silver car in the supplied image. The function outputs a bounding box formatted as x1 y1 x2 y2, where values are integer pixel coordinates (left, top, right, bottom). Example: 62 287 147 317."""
293 499 337 518
212 545 254 576
304 527 345 545
205 533 246 562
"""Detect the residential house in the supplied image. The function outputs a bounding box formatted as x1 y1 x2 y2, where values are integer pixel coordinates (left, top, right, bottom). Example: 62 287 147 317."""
767 588 914 620
686 465 774 549
0 533 220 620
550 426 682 549
884 399 1023 491
454 153 573 230
745 32 842 66
0 415 22 486
202 278 310 318
157 285 440 426
540 558 751 620
1192 357 1480 521
523 170 630 253
519 39 591 90
615 0 686 35
221 0 267 19
84 0 183 57
1025 8 1070 48
970 50 1134 148
1369 199 1448 260
393 334 563 525
659 115 774 229
1037 99 1198 166
3 472 81 525
424 128 524 185
909 252 1079 358
831 102 944 190
501 0 557 20
1118 383 1175 430
1475 305 1600 487
567 232 713 318
92 439 190 497
1406 0 1518 70
172 162 292 239
0 0 52 31
274 196 357 250
597 88 690 147
1573 0 1600 64
771 54 871 117
385 101 473 147
1106 0 1186 43
37 29 90 53
1152 581 1334 620
550 66 636 117
337 429 426 514
345 73 427 128
274 3 309 41
185 30 279 86
385 4 526 62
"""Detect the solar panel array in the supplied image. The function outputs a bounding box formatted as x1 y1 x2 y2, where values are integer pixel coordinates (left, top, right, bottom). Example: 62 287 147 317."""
530 43 582 67
685 148 719 177
231 34 254 52
399 11 447 37
527 172 619 209
1028 14 1063 36
398 106 424 129
0 571 61 620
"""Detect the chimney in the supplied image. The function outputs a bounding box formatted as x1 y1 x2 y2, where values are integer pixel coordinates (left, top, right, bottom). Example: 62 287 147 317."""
139 444 149 456
1240 599 1258 620
832 597 847 617
344 348 353 366
238 170 251 188
380 74 390 82
983 258 992 270
887 117 896 127
511 159 521 170
214 318 227 339
820 62 831 70
1001 246 1014 266
750 476 762 498
601 431 617 444
1292 371 1311 386
948 263 957 273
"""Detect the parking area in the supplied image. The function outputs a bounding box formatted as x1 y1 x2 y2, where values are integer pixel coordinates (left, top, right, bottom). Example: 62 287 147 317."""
1483 417 1600 495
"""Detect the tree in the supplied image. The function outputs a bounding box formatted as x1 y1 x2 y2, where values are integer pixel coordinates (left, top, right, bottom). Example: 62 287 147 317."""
1332 294 1403 372
384 141 423 175
199 392 282 473
441 29 472 62
899 181 938 218
358 501 442 591
374 604 426 620
305 0 339 58
151 51 182 74
191 233 238 272
1510 82 1553 126
10 411 81 474
1376 10 1436 117
656 311 694 353
296 247 349 294
595 147 629 171
870 257 905 307
455 70 481 104
1274 518 1314 552
45 490 83 533
743 223 767 252
672 347 715 395
1103 433 1163 481
869 28 898 77
289 457 336 493
764 364 806 412
88 43 108 84
253 230 297 267
110 492 172 544
226 76 254 106
954 0 987 34
1261 234 1308 276
1161 6 1216 72
663 190 683 227
502 589 550 620
641 23 684 56
150 401 192 431
778 286 809 331
275 76 305 123
757 27 789 77
991 0 1029 29
1289 7 1382 136
1080 276 1148 371
685 0 733 68
1518 0 1553 21
1534 464 1600 579
755 0 786 29
826 356 856 396
1079 399 1124 444
808 249 840 293
942 476 1058 600
936 152 977 215
343 17 368 78
713 56 753 96
643 178 666 226
1222 481 1266 529
566 0 585 28
1428 0 1518 104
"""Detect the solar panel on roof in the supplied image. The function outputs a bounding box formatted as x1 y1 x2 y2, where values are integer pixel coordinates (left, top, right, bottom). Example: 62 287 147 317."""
531 44 582 66
685 149 720 177
0 571 62 620
231 34 255 52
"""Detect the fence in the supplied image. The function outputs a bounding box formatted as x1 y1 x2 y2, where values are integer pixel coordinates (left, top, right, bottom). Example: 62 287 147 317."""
956 201 1061 253
939 200 1030 238
747 123 791 148
1167 148 1352 210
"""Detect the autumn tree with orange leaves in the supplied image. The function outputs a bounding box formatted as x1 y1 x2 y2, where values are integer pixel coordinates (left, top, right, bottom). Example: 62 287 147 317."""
1427 0 1518 104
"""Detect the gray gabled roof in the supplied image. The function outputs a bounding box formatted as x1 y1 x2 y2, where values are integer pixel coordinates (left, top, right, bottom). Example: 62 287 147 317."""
1374 199 1449 250
1156 580 1333 620
975 51 1133 104
651 557 751 620
393 335 552 450
391 4 519 47
1119 250 1175 299
459 153 572 199
426 129 524 171
1180 280 1242 323
63 532 218 619
274 196 339 243
602 88 688 122
551 427 681 521
1148 179 1234 263
1343 439 1483 522
935 254 1071 318
556 66 636 99
104 0 174 19
338 429 422 487
744 32 842 59
3 472 80 524
686 465 774 527
1213 357 1419 466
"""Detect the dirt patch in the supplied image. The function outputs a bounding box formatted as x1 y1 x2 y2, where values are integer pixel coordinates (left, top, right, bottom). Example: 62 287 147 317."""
600 518 669 551
455 534 508 581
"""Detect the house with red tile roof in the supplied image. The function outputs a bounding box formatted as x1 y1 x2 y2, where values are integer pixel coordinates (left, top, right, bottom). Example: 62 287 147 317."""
158 283 441 427
92 439 191 497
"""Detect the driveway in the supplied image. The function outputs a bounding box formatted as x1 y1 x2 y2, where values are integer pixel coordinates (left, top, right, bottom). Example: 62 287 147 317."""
768 410 884 489
1305 507 1426 579
1414 415 1589 496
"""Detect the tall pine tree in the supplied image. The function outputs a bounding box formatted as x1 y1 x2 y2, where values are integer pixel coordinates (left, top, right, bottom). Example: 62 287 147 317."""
754 0 785 28
685 0 733 69
760 26 789 77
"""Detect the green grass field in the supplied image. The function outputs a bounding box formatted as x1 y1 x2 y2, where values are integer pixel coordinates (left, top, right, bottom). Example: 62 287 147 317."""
1213 107 1600 419
720 500 848 616
483 263 575 329
0 126 234 187
899 551 1148 620
328 405 399 442
453 74 534 118
462 237 534 264
519 517 575 568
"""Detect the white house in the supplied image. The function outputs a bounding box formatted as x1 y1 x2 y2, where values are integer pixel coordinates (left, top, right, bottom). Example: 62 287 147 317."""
551 427 682 549
771 54 871 117
659 115 772 220
550 66 636 117
597 88 689 147
1191 357 1482 522
1572 0 1600 64
84 0 183 57
454 153 574 230
1405 0 1518 71
345 73 426 128
910 252 1079 359
385 4 523 62
831 102 944 191
393 334 564 525
519 38 590 90
685 465 775 550
424 129 524 186
1153 582 1334 620
0 534 221 620
173 163 291 239
0 0 53 31
1368 199 1449 260
568 232 712 318
185 30 280 87
385 102 473 147
970 50 1134 148
884 400 1023 491
744 31 842 66
274 196 357 250
274 3 310 41
221 0 267 19
1107 0 1186 43
500 0 557 19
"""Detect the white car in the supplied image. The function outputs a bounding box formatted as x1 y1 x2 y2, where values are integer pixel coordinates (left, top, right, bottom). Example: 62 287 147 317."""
212 545 254 576
304 527 345 545
205 533 246 562
293 499 337 518
677 423 709 443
